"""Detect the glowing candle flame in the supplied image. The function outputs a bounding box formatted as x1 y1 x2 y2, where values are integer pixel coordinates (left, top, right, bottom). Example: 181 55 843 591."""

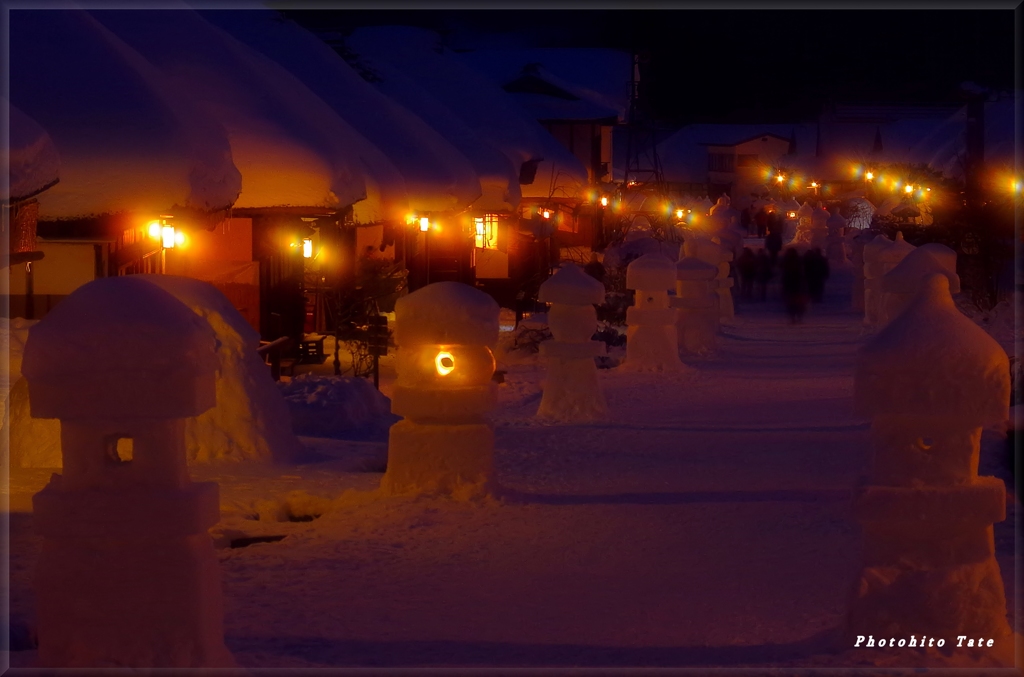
434 350 455 376
600 196 608 207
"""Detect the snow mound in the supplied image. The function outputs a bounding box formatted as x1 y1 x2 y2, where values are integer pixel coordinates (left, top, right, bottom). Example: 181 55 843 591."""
394 282 500 347
280 374 397 440
139 275 304 464
539 264 605 306
5 377 62 468
856 275 1009 424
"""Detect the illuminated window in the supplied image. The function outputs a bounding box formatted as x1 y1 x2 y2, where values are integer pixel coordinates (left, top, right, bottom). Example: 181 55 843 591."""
474 214 500 249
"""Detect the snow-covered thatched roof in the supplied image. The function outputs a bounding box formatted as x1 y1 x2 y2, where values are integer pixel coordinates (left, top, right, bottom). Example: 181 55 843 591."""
199 10 484 215
345 27 589 201
10 10 242 220
90 9 411 222
5 102 60 203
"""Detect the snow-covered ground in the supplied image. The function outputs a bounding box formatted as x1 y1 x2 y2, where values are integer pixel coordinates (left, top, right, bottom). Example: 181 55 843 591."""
5 270 1018 670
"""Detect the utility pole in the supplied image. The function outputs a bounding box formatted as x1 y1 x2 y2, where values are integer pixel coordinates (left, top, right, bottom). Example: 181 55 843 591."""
621 49 664 189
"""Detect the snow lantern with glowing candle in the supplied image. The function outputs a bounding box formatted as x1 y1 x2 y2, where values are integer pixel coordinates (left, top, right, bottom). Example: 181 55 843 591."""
623 253 685 372
21 276 234 668
536 264 608 421
382 281 500 499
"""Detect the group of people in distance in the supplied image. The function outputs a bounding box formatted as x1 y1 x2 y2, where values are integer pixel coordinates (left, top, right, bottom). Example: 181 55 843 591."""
735 204 830 324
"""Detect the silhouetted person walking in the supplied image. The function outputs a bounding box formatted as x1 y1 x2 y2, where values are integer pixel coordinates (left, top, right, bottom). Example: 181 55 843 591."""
736 247 756 300
803 247 830 303
765 228 783 266
780 248 807 323
754 249 772 301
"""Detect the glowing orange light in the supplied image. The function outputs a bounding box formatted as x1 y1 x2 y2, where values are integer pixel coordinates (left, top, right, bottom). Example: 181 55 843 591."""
419 217 430 232
174 231 186 247
675 209 684 219
542 209 551 219
810 181 818 188
434 350 455 376
161 225 176 249
302 238 313 258
776 174 785 183
600 196 608 207
904 184 914 194
865 171 875 181
147 221 162 239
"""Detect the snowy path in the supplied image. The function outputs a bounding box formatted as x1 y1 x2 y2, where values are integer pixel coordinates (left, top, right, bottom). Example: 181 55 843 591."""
6 273 1017 670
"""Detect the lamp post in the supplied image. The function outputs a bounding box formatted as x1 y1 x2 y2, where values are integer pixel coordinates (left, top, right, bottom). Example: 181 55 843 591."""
419 217 430 285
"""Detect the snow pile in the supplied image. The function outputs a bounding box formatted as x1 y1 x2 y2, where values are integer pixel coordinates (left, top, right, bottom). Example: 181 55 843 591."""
140 275 304 464
280 374 397 440
3 319 59 468
5 101 60 202
10 9 242 218
955 295 1018 355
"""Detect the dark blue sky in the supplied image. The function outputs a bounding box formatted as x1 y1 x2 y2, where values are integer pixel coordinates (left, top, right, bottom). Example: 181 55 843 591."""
285 9 1016 125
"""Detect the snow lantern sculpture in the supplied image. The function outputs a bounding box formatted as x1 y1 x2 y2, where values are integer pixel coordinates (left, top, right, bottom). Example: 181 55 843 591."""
672 244 720 356
796 201 814 231
848 274 1012 650
697 195 714 216
21 276 234 669
687 236 735 321
824 208 849 266
383 281 500 499
878 244 959 327
863 231 915 326
536 264 608 421
849 230 880 313
624 254 685 372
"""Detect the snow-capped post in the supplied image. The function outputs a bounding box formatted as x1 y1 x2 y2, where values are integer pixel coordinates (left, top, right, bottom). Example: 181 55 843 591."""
536 264 609 422
847 274 1013 658
623 253 685 372
21 276 235 669
850 231 880 312
878 244 960 327
862 231 915 327
382 281 499 499
672 242 720 357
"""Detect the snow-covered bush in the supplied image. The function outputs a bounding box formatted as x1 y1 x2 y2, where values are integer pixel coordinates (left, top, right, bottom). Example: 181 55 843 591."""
280 374 397 440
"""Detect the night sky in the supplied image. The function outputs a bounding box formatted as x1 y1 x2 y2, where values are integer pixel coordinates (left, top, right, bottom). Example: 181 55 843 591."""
284 9 1016 126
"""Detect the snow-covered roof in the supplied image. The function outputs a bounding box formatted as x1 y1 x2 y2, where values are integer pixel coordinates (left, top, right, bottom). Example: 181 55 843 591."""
458 49 630 123
199 10 484 215
9 10 242 219
89 9 406 220
345 27 589 200
661 102 1014 185
5 102 60 203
